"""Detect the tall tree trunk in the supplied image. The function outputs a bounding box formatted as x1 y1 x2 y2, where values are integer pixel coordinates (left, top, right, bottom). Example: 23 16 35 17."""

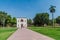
3 18 5 27
52 13 54 27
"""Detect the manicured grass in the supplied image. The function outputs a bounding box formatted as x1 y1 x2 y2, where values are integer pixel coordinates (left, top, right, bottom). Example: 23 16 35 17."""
28 27 60 40
0 27 17 40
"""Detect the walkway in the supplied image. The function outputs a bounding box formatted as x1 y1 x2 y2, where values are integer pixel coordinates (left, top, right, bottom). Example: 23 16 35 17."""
7 28 54 40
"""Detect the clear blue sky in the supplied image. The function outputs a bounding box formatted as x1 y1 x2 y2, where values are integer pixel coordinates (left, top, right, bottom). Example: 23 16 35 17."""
0 0 60 19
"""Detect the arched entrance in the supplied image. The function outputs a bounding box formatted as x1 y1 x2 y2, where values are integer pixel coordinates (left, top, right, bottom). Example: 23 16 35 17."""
21 24 23 28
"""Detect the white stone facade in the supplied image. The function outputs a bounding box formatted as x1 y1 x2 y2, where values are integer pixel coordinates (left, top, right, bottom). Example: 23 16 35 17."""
17 17 27 28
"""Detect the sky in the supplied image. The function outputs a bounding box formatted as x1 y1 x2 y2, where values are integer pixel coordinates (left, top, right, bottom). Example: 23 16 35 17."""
0 0 60 19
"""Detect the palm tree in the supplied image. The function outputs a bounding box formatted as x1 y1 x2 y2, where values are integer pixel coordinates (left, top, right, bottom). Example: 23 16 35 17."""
49 5 56 27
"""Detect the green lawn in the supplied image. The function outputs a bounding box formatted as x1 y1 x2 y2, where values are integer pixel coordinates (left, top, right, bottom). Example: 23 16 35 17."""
0 27 17 40
28 26 60 40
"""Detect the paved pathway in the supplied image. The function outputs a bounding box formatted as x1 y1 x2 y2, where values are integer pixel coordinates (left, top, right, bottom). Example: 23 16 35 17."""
7 28 54 40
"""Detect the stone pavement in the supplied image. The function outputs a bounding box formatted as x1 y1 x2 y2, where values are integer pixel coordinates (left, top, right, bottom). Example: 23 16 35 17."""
7 28 54 40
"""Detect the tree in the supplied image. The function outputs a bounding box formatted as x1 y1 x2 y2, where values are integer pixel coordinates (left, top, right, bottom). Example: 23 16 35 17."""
11 17 16 27
49 5 56 27
12 17 16 24
0 11 7 27
0 11 17 27
27 19 32 26
5 15 12 27
33 13 49 26
56 16 60 24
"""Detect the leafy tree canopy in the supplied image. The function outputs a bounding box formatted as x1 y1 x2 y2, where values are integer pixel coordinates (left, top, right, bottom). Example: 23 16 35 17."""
33 13 49 26
0 11 16 27
56 16 60 24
